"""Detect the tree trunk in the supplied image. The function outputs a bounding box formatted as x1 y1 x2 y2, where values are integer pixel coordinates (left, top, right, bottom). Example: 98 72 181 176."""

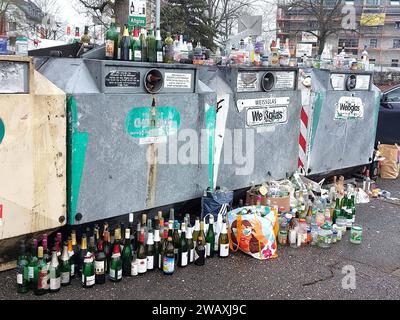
114 0 130 26
318 37 326 56
0 12 6 35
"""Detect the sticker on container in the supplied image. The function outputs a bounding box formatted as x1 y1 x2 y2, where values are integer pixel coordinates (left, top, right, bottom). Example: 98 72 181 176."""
61 272 70 284
237 73 258 92
237 97 290 112
139 136 167 145
85 275 95 286
95 261 105 274
105 70 140 87
330 74 346 91
131 261 138 276
147 256 154 270
246 106 288 127
355 75 371 90
335 96 364 120
50 277 60 290
164 73 192 89
274 72 295 90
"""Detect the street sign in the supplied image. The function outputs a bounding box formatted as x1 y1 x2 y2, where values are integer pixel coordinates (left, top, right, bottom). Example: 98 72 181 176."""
129 0 147 29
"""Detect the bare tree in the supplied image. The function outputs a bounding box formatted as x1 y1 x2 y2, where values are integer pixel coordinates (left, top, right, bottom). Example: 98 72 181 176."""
76 0 129 27
277 0 354 55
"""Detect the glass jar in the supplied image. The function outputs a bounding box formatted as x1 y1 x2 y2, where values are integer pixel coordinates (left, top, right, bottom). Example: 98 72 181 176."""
333 224 342 241
289 229 297 248
317 223 333 249
310 223 319 246
350 225 363 244
278 230 288 245
336 217 347 234
332 229 338 244
15 37 28 56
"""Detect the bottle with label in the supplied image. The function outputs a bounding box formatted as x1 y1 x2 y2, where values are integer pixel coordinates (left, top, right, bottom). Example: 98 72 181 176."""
147 27 157 62
103 228 111 273
73 27 81 43
361 45 369 70
164 32 174 63
48 248 61 292
128 213 135 249
115 26 122 60
270 40 279 66
219 219 229 258
146 232 155 271
60 242 71 286
205 215 215 258
42 235 51 271
137 228 147 275
122 228 133 276
67 237 76 278
178 223 189 267
154 228 161 269
173 220 180 261
95 240 106 284
186 225 195 264
156 28 163 63
88 235 97 256
82 252 95 288
192 217 200 242
16 241 29 294
135 222 141 252
81 25 91 46
163 236 175 275
78 234 88 276
199 221 207 247
140 28 148 62
130 27 140 62
120 24 131 61
351 195 356 224
34 246 48 295
28 239 38 289
109 239 122 282
141 213 148 244
159 224 169 270
194 235 206 266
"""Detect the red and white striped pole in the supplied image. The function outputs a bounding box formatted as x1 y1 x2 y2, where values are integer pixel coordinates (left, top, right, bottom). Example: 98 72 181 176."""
298 89 311 172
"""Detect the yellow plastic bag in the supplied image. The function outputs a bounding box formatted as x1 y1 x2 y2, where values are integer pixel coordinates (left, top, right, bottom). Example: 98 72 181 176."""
379 144 400 179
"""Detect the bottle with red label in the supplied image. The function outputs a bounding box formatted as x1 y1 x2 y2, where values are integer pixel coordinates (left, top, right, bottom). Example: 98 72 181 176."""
34 246 49 295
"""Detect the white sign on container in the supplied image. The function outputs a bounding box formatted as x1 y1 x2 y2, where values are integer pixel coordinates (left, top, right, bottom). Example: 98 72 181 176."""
246 106 288 127
164 73 192 89
296 43 313 58
335 96 364 120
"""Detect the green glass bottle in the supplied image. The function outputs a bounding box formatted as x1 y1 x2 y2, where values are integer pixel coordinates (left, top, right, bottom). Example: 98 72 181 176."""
351 195 356 224
121 229 133 276
82 252 95 288
186 225 195 264
67 237 76 279
140 28 147 62
137 228 147 274
333 198 341 223
194 235 206 266
34 246 48 295
199 221 207 247
48 248 61 292
164 32 174 63
156 28 163 63
132 27 142 62
163 236 175 275
60 242 71 286
178 223 189 267
218 219 229 258
192 218 200 242
147 27 156 62
16 241 29 294
173 220 180 261
205 215 216 258
109 238 122 282
78 234 88 276
28 239 38 289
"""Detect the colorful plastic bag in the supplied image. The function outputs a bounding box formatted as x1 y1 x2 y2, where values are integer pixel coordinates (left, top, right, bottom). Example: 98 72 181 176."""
227 207 278 260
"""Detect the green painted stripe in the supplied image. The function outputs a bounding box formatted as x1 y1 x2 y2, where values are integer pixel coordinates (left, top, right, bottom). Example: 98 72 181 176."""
310 91 325 153
67 96 89 225
0 118 4 145
205 104 216 190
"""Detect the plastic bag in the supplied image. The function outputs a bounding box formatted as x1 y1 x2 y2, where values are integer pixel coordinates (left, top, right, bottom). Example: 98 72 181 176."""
227 207 278 260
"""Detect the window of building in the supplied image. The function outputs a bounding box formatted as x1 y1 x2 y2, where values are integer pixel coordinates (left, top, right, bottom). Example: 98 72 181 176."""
370 39 378 48
391 1 400 6
395 22 400 29
394 39 400 49
339 38 359 48
369 59 376 63
364 0 381 5
391 59 399 67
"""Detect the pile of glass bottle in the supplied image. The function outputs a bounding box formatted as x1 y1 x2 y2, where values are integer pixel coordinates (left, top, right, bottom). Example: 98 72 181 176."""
16 210 230 295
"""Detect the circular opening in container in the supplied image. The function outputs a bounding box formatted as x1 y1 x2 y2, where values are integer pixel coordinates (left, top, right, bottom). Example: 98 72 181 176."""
346 74 357 91
262 72 275 92
144 69 163 94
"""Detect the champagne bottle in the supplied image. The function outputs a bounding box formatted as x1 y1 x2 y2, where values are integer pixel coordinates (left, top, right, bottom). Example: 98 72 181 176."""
146 232 155 271
78 234 88 276
120 24 131 61
137 228 147 274
178 223 189 267
16 241 29 294
48 248 61 292
122 229 133 276
194 235 206 266
34 246 48 295
205 215 216 258
67 237 76 278
60 242 71 286
109 239 122 282
82 252 95 288
192 218 200 242
163 236 175 275
219 219 229 258
95 240 106 284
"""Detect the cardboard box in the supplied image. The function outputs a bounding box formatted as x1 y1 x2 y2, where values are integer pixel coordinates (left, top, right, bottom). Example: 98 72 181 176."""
246 190 290 212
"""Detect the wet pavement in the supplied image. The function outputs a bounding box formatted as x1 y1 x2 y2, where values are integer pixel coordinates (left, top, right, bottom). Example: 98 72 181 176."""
1 178 399 300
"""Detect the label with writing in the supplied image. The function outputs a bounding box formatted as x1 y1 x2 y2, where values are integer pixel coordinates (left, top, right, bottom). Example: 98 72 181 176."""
206 243 211 257
109 268 116 279
163 257 174 274
157 52 163 63
95 261 105 274
164 73 192 89
28 267 34 279
38 270 48 289
105 70 140 87
355 75 371 90
117 48 121 60
134 50 142 60
180 252 188 266
189 249 194 263
50 277 60 290
246 106 288 127
219 244 229 257
237 97 290 112
17 273 23 284
105 39 114 58
61 272 70 284
335 96 364 120
85 275 95 286
237 73 258 92
137 258 147 273
131 260 138 276
70 264 75 277
146 256 154 270
275 71 295 90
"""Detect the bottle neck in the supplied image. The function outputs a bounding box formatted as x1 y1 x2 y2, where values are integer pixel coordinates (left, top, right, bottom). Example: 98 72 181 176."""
51 251 58 265
61 245 69 261
154 229 160 242
81 237 87 250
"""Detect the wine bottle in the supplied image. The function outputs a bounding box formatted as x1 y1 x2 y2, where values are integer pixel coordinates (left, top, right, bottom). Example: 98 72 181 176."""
163 236 175 275
67 237 76 278
194 235 206 266
121 229 133 276
60 242 71 286
186 225 195 264
128 213 135 249
137 228 147 274
109 240 122 282
219 219 229 258
173 220 180 261
159 223 169 270
48 248 61 292
82 252 95 288
192 218 200 242
103 229 111 273
16 240 29 294
28 239 38 289
120 24 131 61
146 232 155 271
42 236 51 271
132 27 142 62
199 221 207 247
205 215 216 258
34 246 48 295
135 222 141 252
153 228 161 270
140 28 147 62
147 27 156 62
141 213 148 244
178 223 189 267
95 240 106 284
156 28 163 63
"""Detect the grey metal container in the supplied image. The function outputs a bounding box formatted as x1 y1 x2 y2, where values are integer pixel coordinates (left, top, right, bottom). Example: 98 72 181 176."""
200 66 302 190
37 57 216 225
306 69 381 175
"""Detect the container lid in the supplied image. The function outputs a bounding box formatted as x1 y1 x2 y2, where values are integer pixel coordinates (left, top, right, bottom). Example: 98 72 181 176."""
352 225 362 231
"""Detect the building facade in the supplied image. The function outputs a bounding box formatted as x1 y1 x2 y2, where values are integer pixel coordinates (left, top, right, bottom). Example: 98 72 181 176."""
277 0 400 69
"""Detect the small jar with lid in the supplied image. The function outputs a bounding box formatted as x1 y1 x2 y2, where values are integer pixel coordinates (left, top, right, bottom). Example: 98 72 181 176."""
317 223 333 249
350 225 363 244
332 229 338 244
15 37 28 56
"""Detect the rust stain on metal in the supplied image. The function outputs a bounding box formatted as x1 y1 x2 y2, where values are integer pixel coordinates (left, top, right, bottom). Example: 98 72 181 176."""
145 143 158 209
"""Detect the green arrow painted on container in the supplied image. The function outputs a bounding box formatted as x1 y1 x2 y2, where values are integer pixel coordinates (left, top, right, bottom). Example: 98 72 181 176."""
310 91 325 153
67 96 89 225
205 104 216 190
0 118 4 144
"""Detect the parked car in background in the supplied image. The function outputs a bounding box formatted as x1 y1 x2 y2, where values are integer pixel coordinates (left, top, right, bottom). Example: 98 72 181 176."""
376 85 400 145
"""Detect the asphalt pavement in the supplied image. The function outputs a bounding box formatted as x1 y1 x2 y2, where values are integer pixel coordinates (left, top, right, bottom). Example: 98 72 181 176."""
1 178 399 300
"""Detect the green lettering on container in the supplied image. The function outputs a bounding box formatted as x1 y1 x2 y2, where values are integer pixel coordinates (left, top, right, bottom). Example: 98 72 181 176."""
0 118 4 144
125 107 180 139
